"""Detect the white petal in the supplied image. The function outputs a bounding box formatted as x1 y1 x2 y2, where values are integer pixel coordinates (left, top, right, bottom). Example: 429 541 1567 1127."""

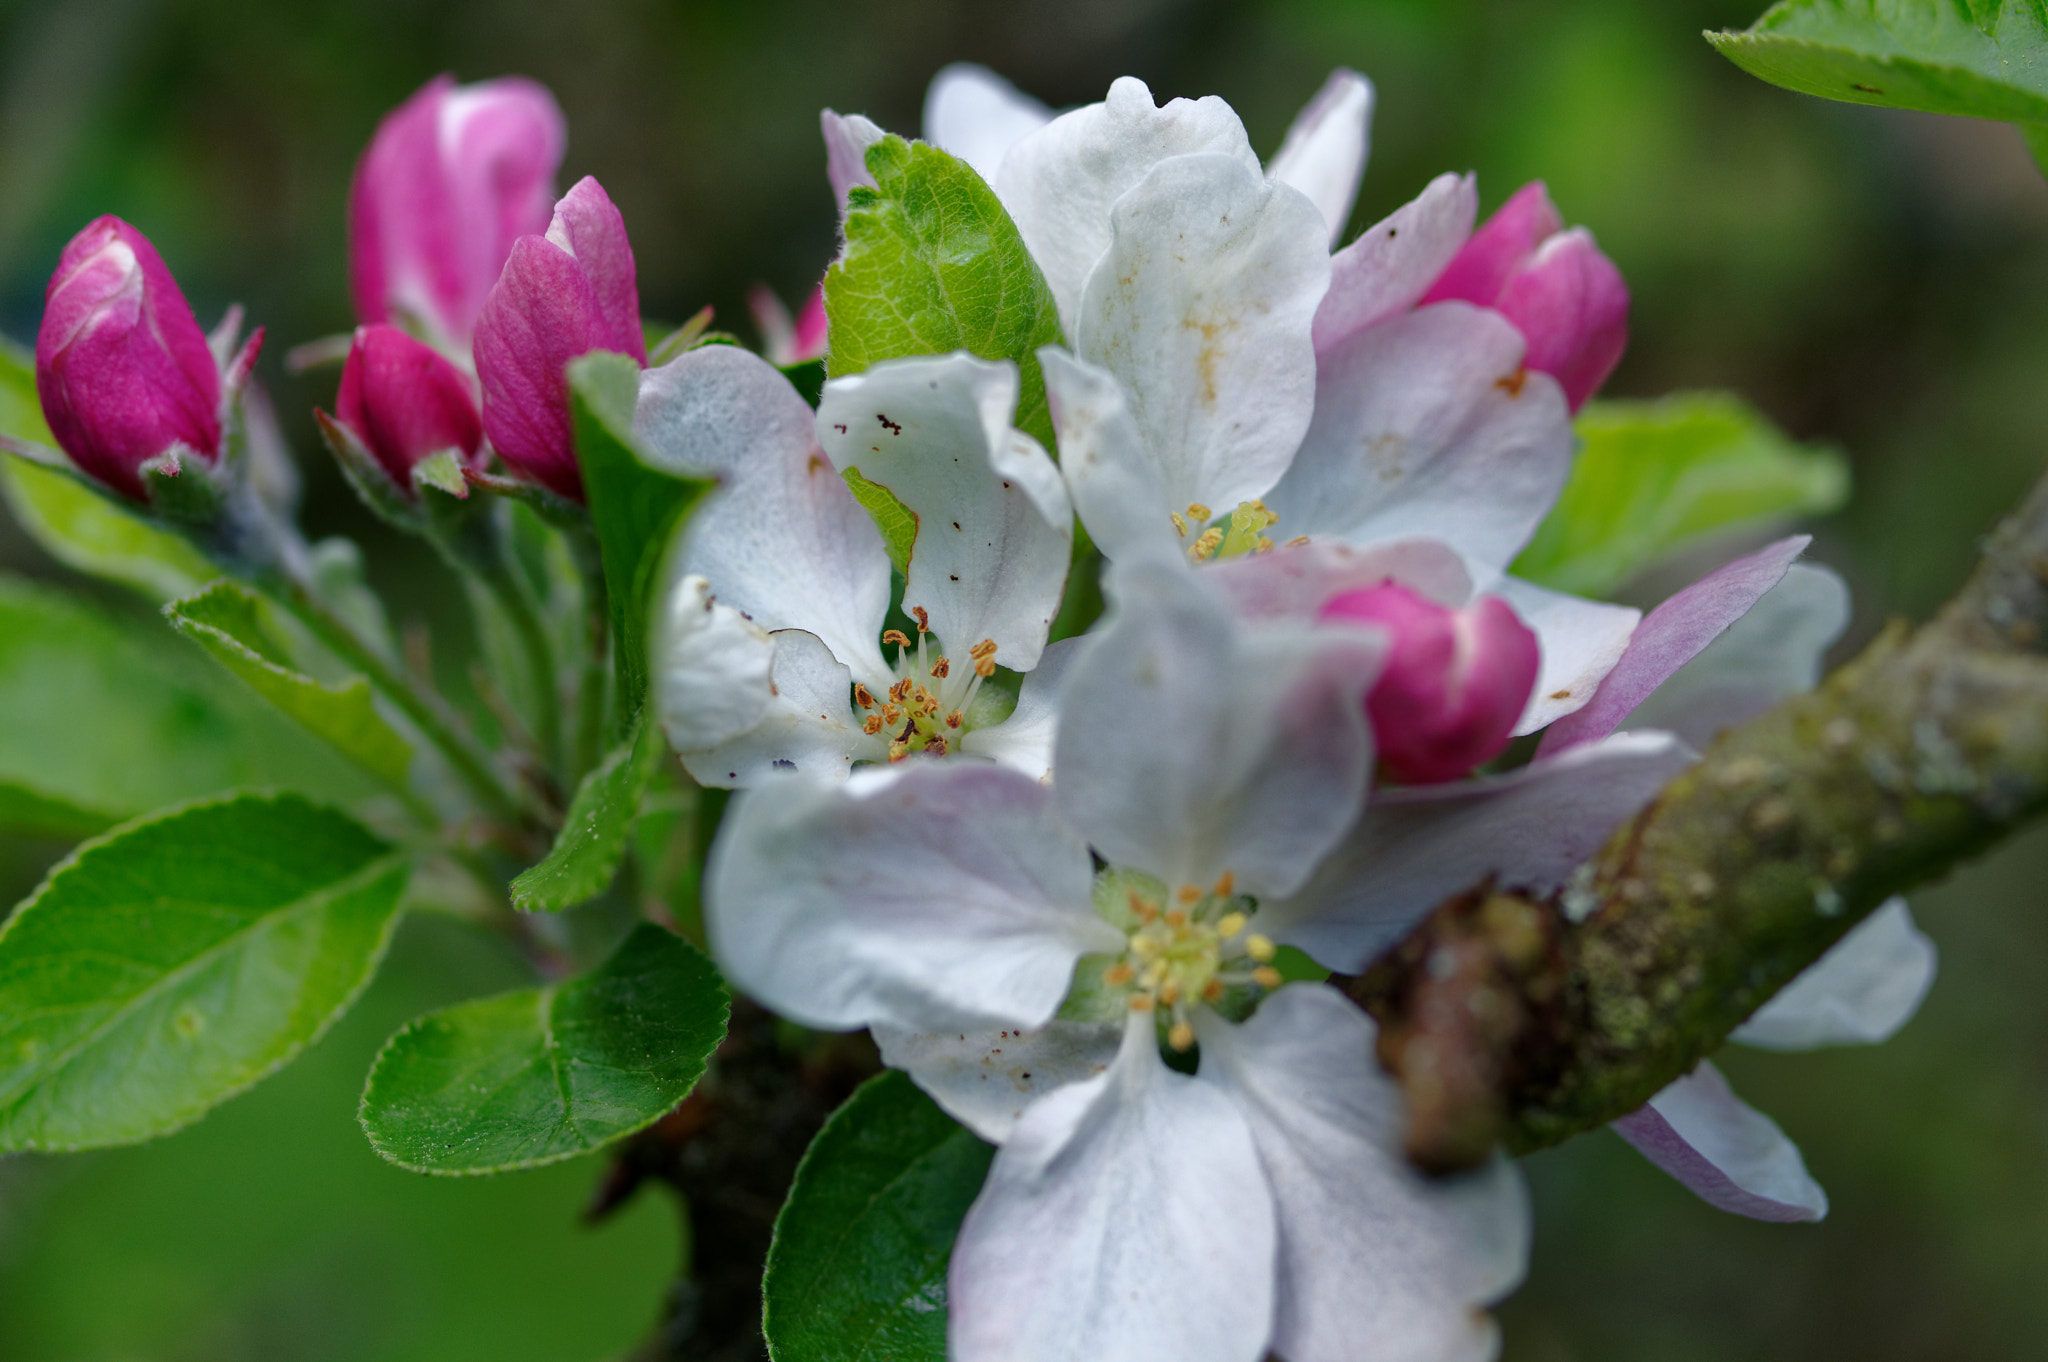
1202 538 1473 623
704 761 1119 1032
1076 153 1330 516
653 574 775 752
923 63 1054 186
1266 68 1375 246
1265 731 1696 973
1733 899 1936 1051
639 344 893 686
997 75 1264 332
949 1014 1277 1362
1612 1062 1828 1222
1313 172 1477 354
1493 573 1640 733
961 635 1084 781
1040 347 1181 566
1621 563 1850 750
1053 559 1383 899
674 629 877 788
818 354 1071 671
1198 986 1528 1362
823 108 885 209
1270 303 1572 572
874 1018 1120 1142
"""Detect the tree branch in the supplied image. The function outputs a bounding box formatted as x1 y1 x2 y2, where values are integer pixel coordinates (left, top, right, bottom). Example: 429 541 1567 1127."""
1344 470 2048 1171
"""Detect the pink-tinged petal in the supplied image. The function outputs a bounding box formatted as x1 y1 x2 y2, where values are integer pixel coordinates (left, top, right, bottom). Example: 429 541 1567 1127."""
1055 560 1384 901
823 109 885 209
1266 68 1375 246
1417 180 1561 309
1492 573 1639 733
1323 582 1540 784
748 284 827 368
543 176 645 363
1313 172 1476 354
873 1017 1120 1143
1494 227 1628 411
790 284 828 360
36 216 222 500
1203 538 1474 624
1733 899 1936 1051
949 1014 1277 1362
704 762 1120 1034
922 62 1054 186
348 75 564 345
332 323 483 485
1612 1062 1828 1222
1264 731 1694 972
1198 986 1529 1362
1537 536 1810 758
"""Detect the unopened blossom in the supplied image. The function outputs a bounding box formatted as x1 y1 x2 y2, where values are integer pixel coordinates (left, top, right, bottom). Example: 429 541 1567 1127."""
1417 181 1628 411
747 283 828 366
35 216 250 502
473 176 646 501
348 74 564 349
643 346 1072 787
328 324 483 489
706 560 1596 1362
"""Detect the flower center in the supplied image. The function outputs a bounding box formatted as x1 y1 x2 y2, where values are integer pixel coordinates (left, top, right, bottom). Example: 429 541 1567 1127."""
1171 500 1303 564
855 606 1000 761
1092 870 1281 1051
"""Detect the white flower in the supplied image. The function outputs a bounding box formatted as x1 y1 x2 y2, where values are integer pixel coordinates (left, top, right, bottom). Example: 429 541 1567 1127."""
707 561 1695 1362
640 343 1074 786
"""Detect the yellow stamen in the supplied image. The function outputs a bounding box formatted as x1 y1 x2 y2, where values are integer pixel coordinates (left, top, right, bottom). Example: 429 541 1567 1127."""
1216 912 1247 939
1251 966 1282 989
1171 511 1189 537
1245 934 1276 963
1186 502 1212 523
1168 1021 1195 1051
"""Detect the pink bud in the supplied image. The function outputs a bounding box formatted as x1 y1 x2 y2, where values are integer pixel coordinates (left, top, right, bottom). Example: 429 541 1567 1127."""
331 324 483 487
1321 581 1540 784
1419 181 1628 411
35 216 222 501
748 282 829 367
473 177 646 501
349 74 565 348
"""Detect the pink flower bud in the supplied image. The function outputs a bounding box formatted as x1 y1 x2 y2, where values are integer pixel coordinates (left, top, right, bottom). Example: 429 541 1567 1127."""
35 216 223 501
1418 181 1628 411
473 176 647 501
331 324 483 487
1321 581 1540 784
349 74 565 348
748 282 829 366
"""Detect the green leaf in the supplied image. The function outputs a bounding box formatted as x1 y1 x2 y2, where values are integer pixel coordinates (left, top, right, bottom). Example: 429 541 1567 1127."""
825 136 1065 450
1512 392 1849 598
763 1070 994 1362
165 580 419 797
510 714 664 912
358 922 728 1174
0 573 375 833
1708 1 2048 123
0 793 410 1152
568 351 715 715
842 466 922 577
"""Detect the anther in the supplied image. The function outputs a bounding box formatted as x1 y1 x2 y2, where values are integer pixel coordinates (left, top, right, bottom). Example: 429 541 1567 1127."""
1128 890 1158 922
1128 994 1155 1013
882 629 912 648
1186 502 1212 523
1159 981 1181 1006
930 656 950 678
881 704 902 724
923 738 949 756
1255 537 1274 553
853 683 876 709
1212 871 1235 898
1216 912 1247 939
1251 966 1282 989
889 678 912 703
1163 909 1188 930
911 605 930 633
1176 884 1201 905
945 711 962 728
1285 535 1309 548
1189 527 1224 561
1103 961 1134 986
1168 1021 1195 1051
1202 979 1226 1003
862 714 885 735
1171 511 1189 537
1245 934 1276 963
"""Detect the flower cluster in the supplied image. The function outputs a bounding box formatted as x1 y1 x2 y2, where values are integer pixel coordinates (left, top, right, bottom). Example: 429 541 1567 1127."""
18 58 1933 1362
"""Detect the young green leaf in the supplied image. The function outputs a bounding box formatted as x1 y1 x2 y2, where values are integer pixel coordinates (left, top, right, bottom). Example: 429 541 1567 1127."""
1512 391 1849 598
569 351 715 716
763 1070 995 1362
165 580 420 799
0 574 374 834
0 792 410 1152
359 922 728 1174
1709 1 2048 124
825 136 1065 450
510 714 665 912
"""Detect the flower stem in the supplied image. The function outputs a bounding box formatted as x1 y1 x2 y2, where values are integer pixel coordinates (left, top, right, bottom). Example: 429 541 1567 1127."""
567 528 612 786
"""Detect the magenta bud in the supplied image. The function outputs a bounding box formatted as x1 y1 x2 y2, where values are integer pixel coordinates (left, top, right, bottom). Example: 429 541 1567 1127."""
1321 581 1540 784
349 74 565 348
331 324 483 488
35 215 223 501
473 176 647 502
1419 180 1628 411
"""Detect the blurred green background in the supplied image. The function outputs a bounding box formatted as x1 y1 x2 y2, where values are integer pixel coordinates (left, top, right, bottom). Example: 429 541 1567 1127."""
2 0 2045 1357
